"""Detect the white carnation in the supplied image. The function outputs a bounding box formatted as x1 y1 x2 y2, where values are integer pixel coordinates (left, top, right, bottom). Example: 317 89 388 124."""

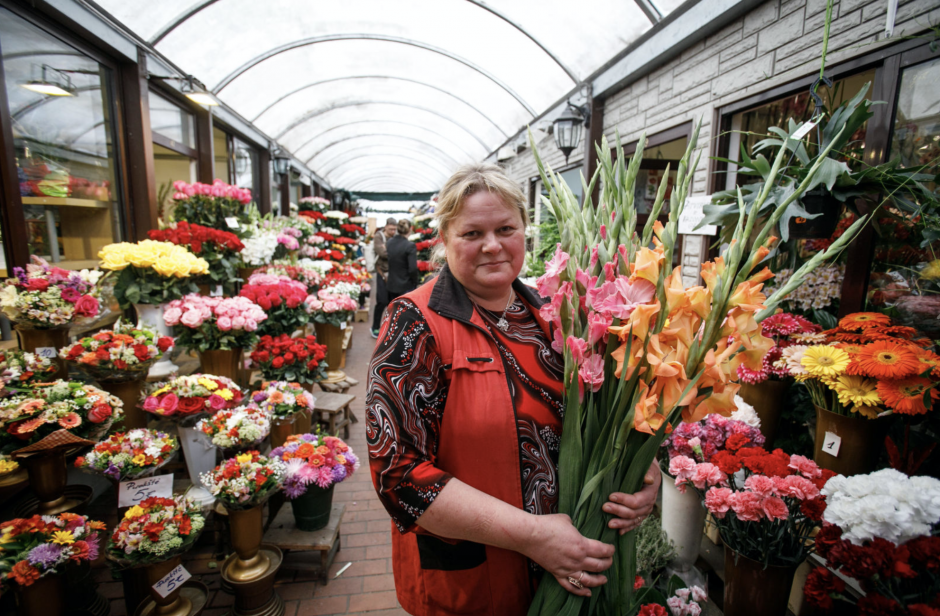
730 395 761 430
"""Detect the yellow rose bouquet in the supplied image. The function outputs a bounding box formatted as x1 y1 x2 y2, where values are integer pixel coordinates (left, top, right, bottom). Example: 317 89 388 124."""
98 240 209 309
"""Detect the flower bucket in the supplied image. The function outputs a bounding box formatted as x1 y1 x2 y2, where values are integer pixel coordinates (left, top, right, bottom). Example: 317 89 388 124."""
99 378 147 430
134 304 178 378
140 555 191 616
15 325 69 380
177 423 216 506
15 570 66 616
270 414 297 449
739 380 790 448
722 546 797 616
313 322 346 383
290 484 334 531
225 505 271 582
293 409 312 435
813 406 885 477
199 349 240 381
660 467 706 571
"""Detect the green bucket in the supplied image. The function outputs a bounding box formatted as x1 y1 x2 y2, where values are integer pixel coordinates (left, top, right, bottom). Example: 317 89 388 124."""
290 484 335 531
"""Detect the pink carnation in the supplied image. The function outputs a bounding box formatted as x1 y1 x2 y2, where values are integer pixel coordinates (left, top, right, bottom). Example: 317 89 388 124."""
704 487 734 518
744 475 776 498
788 454 821 479
772 475 819 500
690 463 727 491
761 496 789 521
730 491 763 522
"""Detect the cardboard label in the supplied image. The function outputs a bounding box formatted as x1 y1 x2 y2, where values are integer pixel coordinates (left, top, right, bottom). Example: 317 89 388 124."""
152 564 191 599
119 474 174 507
678 195 718 236
225 217 240 229
340 322 347 330
211 285 223 297
821 431 842 458
791 120 818 141
35 347 57 359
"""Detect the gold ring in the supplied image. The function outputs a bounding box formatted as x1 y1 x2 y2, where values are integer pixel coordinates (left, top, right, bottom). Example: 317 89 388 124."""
567 574 584 589
578 572 585 583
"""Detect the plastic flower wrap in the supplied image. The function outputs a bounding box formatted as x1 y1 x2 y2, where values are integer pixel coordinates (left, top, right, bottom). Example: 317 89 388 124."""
200 450 284 509
0 513 106 590
251 381 315 420
736 312 822 384
0 349 57 388
98 240 209 308
142 374 244 419
659 411 765 471
239 279 312 336
74 429 178 481
0 257 102 328
197 405 270 450
60 319 174 380
249 334 328 385
107 495 204 565
162 294 267 352
148 221 244 294
169 179 252 232
271 433 359 498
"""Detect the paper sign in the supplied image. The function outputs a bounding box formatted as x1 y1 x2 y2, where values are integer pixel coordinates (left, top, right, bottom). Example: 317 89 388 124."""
225 217 240 229
211 285 223 297
821 431 842 458
340 322 347 330
678 195 718 236
791 120 819 141
119 474 174 507
35 347 57 359
152 564 191 599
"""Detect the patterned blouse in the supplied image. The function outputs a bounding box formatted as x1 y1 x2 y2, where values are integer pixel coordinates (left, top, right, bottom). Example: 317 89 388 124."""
367 296 565 534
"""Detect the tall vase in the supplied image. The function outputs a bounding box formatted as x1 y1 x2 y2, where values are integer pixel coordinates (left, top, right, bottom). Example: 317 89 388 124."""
20 449 69 515
15 325 69 380
314 322 346 383
140 555 192 616
134 304 179 378
100 378 148 430
15 570 66 616
739 380 790 448
270 415 297 449
813 406 885 476
199 349 240 381
177 422 216 507
723 546 798 616
290 484 334 531
660 468 706 571
225 505 271 582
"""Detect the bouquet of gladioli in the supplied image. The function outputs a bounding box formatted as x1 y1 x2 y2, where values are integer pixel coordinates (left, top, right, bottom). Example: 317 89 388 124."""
251 381 315 420
148 220 244 294
0 513 105 591
736 312 823 384
239 279 312 336
249 334 328 385
200 450 284 508
74 429 178 481
0 381 123 451
305 288 358 328
162 294 267 352
99 240 209 308
271 433 359 498
60 319 174 381
659 411 765 472
196 405 270 450
169 179 252 232
0 349 57 387
142 374 243 419
526 118 868 614
0 257 102 328
107 495 204 565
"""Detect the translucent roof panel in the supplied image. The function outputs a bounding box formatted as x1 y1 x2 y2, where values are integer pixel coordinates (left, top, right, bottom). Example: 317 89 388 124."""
93 0 683 192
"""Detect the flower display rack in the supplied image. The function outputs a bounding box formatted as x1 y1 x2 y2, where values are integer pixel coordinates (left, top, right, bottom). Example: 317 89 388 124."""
262 503 345 585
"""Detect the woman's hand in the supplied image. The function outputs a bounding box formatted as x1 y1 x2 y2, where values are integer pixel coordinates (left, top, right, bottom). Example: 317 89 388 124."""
604 462 661 535
520 513 614 597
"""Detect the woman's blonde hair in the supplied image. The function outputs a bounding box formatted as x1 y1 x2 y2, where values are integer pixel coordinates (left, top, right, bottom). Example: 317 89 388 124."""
434 164 529 241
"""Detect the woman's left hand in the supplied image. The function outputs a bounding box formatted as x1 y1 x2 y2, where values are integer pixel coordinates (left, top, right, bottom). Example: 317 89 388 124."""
603 462 660 535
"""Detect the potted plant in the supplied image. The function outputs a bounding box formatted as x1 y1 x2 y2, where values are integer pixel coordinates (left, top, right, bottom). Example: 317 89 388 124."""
74 428 178 482
251 382 316 447
148 220 245 296
238 275 313 337
197 405 270 454
168 179 252 232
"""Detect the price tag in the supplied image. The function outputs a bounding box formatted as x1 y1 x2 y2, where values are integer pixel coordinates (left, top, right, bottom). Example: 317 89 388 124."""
35 347 57 359
821 431 842 458
225 217 240 229
791 120 818 141
152 564 191 599
119 474 174 507
340 321 347 330
211 285 223 297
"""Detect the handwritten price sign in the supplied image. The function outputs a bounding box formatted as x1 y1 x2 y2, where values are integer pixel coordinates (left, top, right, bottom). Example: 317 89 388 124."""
152 563 191 598
822 431 842 458
35 347 57 359
118 474 174 507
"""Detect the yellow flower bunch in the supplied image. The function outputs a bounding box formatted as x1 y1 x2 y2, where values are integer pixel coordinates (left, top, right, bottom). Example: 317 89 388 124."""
99 240 209 278
0 457 18 474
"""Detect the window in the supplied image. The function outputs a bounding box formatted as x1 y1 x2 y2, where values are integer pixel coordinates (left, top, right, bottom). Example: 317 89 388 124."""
891 57 940 184
233 136 259 197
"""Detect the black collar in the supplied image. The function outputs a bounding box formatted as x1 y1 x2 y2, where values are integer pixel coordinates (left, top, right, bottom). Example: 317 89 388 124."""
427 263 547 324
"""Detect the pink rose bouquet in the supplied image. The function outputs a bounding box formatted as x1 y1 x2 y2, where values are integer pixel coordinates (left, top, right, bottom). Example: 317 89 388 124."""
163 294 267 352
170 179 252 233
306 289 358 328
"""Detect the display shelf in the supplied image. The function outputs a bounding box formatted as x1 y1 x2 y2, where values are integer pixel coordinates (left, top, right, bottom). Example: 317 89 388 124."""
21 196 109 208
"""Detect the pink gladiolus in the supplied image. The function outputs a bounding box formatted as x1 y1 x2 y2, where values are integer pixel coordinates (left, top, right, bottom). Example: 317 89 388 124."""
567 336 588 365
594 277 656 320
579 353 604 393
587 311 612 346
600 224 607 240
551 327 564 354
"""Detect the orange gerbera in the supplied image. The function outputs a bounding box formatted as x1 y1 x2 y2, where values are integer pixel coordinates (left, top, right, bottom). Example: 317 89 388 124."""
914 348 940 377
877 377 939 415
868 325 917 339
839 312 891 331
852 340 921 379
834 332 869 344
834 343 864 355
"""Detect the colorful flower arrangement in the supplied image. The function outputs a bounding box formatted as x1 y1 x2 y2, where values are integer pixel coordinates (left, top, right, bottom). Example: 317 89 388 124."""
196 405 270 450
108 495 204 564
0 513 105 590
74 429 178 481
60 320 174 380
271 433 359 498
200 450 284 508
239 279 312 336
148 221 244 293
162 294 267 352
170 179 252 232
251 381 315 420
659 412 765 471
0 258 102 328
635 582 708 616
99 240 208 308
249 334 328 385
142 374 243 419
305 288 359 328
0 350 57 387
736 312 822 384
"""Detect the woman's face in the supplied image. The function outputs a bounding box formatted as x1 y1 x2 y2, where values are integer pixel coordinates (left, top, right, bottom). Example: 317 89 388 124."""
443 191 525 300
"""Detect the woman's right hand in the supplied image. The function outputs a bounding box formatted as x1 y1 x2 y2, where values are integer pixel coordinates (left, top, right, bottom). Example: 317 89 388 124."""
520 513 615 597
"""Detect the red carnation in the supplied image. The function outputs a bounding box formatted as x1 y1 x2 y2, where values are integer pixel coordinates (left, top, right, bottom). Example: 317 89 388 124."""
815 524 843 561
803 567 844 609
909 606 940 616
724 433 750 452
637 606 667 616
799 497 826 521
857 594 904 616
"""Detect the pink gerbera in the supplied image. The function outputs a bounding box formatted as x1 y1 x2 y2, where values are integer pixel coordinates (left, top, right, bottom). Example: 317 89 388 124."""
737 363 769 385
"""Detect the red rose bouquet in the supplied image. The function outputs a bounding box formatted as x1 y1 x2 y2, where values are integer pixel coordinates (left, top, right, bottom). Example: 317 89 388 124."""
141 374 244 419
249 334 328 385
149 220 244 294
339 223 365 239
60 319 174 381
239 277 313 336
107 495 205 565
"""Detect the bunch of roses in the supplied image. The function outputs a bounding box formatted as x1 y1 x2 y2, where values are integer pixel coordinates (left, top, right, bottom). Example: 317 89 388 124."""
298 210 327 225
196 405 270 449
74 428 178 481
271 433 359 498
305 288 359 328
239 280 312 336
0 349 57 387
251 381 315 420
163 294 267 352
299 195 330 212
277 227 302 251
660 411 765 470
99 240 208 308
108 495 204 565
0 381 122 448
736 312 823 384
339 223 365 239
148 221 244 255
172 179 252 205
60 320 174 376
200 450 284 508
142 374 243 419
314 248 346 262
300 234 327 258
0 258 102 328
0 513 105 590
320 279 361 300
249 335 328 385
253 264 322 291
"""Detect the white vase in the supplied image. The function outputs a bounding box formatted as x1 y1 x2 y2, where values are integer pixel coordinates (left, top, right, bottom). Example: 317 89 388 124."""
660 467 707 571
177 424 216 507
134 303 179 378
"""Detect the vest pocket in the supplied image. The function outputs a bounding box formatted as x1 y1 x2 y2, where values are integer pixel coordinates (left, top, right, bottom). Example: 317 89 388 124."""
416 535 487 570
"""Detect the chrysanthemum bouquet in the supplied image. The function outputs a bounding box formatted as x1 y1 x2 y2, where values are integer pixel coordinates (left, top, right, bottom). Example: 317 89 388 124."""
74 429 178 481
60 319 174 380
526 118 868 614
148 220 245 293
659 412 765 473
162 294 267 352
0 349 57 387
249 334 328 385
251 381 315 420
99 240 209 308
239 278 312 336
141 374 244 419
271 433 359 498
200 450 284 509
0 257 103 329
169 179 252 232
736 312 822 384
0 513 105 590
107 495 204 565
196 405 270 450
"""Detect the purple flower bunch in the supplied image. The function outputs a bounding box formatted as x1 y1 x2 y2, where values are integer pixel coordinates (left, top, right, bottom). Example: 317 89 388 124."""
271 433 359 498
661 413 765 466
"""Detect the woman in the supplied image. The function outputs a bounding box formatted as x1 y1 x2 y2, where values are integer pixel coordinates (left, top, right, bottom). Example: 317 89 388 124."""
385 218 419 303
366 164 660 616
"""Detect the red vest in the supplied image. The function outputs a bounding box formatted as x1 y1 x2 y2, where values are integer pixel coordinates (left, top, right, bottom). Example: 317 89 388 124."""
388 269 552 616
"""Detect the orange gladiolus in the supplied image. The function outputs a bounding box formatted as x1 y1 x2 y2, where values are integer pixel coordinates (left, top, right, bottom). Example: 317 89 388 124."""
633 382 671 435
632 247 664 286
684 382 740 423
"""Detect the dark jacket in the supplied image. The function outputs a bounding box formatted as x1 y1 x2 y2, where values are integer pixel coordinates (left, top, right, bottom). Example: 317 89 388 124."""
386 234 418 295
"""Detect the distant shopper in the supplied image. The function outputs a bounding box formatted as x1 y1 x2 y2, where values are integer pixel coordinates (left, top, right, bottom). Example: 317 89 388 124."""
371 218 397 338
385 219 418 304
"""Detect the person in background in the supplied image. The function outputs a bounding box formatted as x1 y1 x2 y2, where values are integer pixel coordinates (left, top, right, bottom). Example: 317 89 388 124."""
385 219 418 304
371 218 397 338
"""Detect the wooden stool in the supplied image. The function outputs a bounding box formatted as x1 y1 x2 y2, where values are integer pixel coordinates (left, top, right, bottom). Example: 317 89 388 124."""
264 503 345 585
354 309 369 322
315 393 355 439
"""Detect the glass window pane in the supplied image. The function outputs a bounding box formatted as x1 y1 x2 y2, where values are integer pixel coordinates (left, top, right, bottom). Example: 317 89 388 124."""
149 91 195 149
890 57 940 182
270 161 280 212
232 136 258 197
1 7 124 268
213 126 230 182
153 142 195 219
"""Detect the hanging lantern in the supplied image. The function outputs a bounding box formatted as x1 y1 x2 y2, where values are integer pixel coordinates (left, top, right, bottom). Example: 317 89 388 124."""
552 103 589 164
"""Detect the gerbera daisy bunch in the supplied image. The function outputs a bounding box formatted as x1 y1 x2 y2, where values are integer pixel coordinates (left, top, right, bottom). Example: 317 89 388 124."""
0 349 57 388
0 513 105 591
141 374 244 420
163 294 268 353
107 495 204 566
249 334 328 385
0 256 103 329
200 450 285 509
60 319 174 380
271 433 359 498
736 312 822 384
251 381 315 420
74 429 178 481
196 405 270 450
